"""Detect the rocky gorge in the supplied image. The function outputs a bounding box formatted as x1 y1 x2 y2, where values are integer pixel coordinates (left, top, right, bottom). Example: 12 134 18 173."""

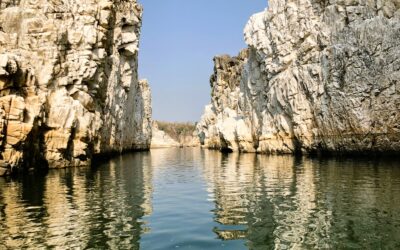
0 0 152 176
0 0 399 176
197 0 400 155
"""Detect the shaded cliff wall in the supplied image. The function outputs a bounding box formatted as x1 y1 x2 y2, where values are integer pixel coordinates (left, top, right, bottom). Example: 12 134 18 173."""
0 0 152 175
198 0 400 154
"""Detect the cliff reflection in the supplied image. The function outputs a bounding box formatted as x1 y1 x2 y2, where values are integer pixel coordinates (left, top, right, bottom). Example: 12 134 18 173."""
201 152 311 248
0 153 153 249
1 149 399 249
202 151 400 249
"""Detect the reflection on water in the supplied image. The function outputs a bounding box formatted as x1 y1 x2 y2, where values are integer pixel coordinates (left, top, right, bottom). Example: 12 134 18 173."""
0 153 153 249
201 151 400 249
0 148 400 249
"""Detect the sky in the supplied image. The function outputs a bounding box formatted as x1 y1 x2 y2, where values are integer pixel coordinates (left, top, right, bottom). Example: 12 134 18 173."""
138 1 267 122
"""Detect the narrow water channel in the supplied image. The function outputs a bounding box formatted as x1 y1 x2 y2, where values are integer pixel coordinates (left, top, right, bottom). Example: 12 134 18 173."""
0 148 399 249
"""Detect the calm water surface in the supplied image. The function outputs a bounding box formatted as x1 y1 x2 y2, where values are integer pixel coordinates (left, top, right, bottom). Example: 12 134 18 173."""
0 148 400 249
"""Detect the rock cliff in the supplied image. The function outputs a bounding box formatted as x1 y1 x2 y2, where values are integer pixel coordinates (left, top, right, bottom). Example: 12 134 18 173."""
0 0 151 175
198 0 400 154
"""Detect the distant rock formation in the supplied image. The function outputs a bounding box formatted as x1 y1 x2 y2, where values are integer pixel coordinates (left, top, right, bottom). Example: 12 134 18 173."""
151 122 180 148
197 50 252 152
0 0 152 175
178 133 200 148
151 121 200 148
198 0 400 155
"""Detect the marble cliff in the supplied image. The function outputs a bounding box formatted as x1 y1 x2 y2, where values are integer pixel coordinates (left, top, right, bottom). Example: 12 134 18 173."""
198 0 400 154
0 0 152 176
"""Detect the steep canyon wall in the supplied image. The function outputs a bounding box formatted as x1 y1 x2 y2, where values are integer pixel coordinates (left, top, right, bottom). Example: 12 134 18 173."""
198 0 400 154
0 0 152 175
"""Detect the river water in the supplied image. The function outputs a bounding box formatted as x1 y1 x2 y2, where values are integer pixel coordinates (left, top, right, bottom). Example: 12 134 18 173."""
0 148 399 249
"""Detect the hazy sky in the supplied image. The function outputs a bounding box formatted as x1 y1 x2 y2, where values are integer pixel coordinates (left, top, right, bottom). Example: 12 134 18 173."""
138 1 266 122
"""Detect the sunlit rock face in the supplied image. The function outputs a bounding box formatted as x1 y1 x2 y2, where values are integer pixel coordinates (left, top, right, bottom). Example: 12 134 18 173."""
198 0 400 154
0 0 152 175
151 122 180 148
197 50 256 152
177 133 201 148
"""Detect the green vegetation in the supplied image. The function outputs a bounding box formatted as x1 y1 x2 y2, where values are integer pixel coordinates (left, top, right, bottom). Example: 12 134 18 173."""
156 121 196 141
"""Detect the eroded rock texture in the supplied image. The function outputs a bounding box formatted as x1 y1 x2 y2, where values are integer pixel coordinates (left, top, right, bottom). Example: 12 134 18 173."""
197 50 254 152
0 0 151 175
198 0 400 154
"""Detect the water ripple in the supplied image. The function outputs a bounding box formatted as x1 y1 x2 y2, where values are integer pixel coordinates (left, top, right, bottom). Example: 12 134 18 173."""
0 149 399 249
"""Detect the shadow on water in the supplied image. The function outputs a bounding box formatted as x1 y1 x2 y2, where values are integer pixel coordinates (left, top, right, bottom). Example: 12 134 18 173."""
0 148 400 249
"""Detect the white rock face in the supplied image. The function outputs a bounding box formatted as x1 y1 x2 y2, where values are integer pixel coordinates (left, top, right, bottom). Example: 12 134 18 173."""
197 50 256 152
151 122 180 148
198 0 400 154
0 0 152 175
178 132 201 148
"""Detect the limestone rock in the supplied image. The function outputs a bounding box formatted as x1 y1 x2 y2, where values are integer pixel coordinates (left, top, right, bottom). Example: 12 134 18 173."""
198 0 400 155
197 50 255 152
151 122 180 148
178 131 201 147
0 0 152 175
